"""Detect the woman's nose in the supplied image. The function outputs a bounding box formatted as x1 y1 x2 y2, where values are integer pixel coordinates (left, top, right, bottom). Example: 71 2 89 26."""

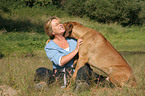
60 24 63 26
60 24 64 27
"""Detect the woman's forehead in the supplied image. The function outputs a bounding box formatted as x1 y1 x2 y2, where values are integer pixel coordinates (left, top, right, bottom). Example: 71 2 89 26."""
51 19 60 25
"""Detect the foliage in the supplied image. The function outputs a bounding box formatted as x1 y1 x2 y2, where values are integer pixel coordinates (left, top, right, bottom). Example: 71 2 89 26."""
0 2 10 17
0 0 144 26
0 1 68 33
64 0 87 17
63 0 145 26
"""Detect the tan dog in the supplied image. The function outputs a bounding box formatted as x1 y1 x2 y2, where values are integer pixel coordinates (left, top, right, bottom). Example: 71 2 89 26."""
63 22 137 87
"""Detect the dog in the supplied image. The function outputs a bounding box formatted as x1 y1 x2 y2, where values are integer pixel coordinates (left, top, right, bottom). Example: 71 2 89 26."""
63 22 137 87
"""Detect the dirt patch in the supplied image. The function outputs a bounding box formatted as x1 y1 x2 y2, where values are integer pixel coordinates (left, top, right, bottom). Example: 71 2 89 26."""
120 51 145 55
0 85 19 96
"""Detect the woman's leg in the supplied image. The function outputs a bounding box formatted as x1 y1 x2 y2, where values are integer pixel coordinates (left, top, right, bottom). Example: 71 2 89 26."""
74 64 91 92
34 67 55 84
76 64 107 84
76 64 93 85
53 67 74 87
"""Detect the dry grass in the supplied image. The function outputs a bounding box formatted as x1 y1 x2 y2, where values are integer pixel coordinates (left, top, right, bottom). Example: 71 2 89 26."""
0 53 144 96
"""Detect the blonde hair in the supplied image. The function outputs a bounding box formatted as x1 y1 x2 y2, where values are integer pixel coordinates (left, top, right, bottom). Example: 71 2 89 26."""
44 16 60 45
44 16 60 39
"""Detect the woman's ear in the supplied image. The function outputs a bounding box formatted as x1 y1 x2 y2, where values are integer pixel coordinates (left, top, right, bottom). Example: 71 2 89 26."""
52 32 55 35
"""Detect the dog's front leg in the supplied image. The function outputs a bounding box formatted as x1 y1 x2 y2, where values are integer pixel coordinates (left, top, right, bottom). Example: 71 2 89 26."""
66 58 87 89
72 46 88 81
72 58 87 81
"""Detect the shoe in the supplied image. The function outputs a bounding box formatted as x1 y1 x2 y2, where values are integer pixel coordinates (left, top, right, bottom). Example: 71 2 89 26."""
74 81 89 92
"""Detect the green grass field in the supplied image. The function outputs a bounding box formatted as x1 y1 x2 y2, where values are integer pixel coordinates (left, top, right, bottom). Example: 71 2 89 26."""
0 2 145 96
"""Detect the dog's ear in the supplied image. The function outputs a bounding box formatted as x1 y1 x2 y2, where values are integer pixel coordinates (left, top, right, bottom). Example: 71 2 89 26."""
66 23 73 32
63 22 73 37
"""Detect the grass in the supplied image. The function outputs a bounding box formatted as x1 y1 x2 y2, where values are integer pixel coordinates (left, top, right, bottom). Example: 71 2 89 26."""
0 32 48 57
0 54 144 95
0 1 145 96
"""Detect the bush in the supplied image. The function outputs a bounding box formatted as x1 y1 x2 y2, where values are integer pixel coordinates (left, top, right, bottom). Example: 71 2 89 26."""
110 0 144 26
64 0 145 26
64 0 87 17
1 0 144 26
0 1 11 17
85 0 117 23
52 0 66 8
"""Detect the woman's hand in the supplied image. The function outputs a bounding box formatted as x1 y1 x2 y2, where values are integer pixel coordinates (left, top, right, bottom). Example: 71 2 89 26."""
60 39 83 66
76 39 83 51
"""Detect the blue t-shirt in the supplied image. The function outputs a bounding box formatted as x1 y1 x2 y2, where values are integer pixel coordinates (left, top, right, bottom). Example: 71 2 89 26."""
44 38 77 69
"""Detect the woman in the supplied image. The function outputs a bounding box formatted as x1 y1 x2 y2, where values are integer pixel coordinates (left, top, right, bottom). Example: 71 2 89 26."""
44 16 82 70
34 16 104 90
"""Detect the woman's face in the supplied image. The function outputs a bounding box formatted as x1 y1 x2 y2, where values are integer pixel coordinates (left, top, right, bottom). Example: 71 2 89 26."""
51 19 65 36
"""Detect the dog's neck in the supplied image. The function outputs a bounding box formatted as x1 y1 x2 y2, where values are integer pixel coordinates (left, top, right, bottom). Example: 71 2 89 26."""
71 26 92 39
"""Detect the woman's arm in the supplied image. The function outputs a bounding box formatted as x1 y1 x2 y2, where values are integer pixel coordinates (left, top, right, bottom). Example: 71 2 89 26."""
60 39 82 66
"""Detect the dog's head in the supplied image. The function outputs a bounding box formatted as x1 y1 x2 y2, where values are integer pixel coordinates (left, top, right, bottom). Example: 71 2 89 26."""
63 22 74 38
63 22 83 39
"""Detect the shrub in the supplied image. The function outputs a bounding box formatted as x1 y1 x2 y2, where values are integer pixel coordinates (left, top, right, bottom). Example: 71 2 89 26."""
110 0 144 26
64 0 144 26
1 0 144 26
85 0 117 23
64 0 87 17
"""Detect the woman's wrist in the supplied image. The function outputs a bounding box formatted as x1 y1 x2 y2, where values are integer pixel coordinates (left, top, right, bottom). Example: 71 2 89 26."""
60 48 78 66
74 48 79 53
